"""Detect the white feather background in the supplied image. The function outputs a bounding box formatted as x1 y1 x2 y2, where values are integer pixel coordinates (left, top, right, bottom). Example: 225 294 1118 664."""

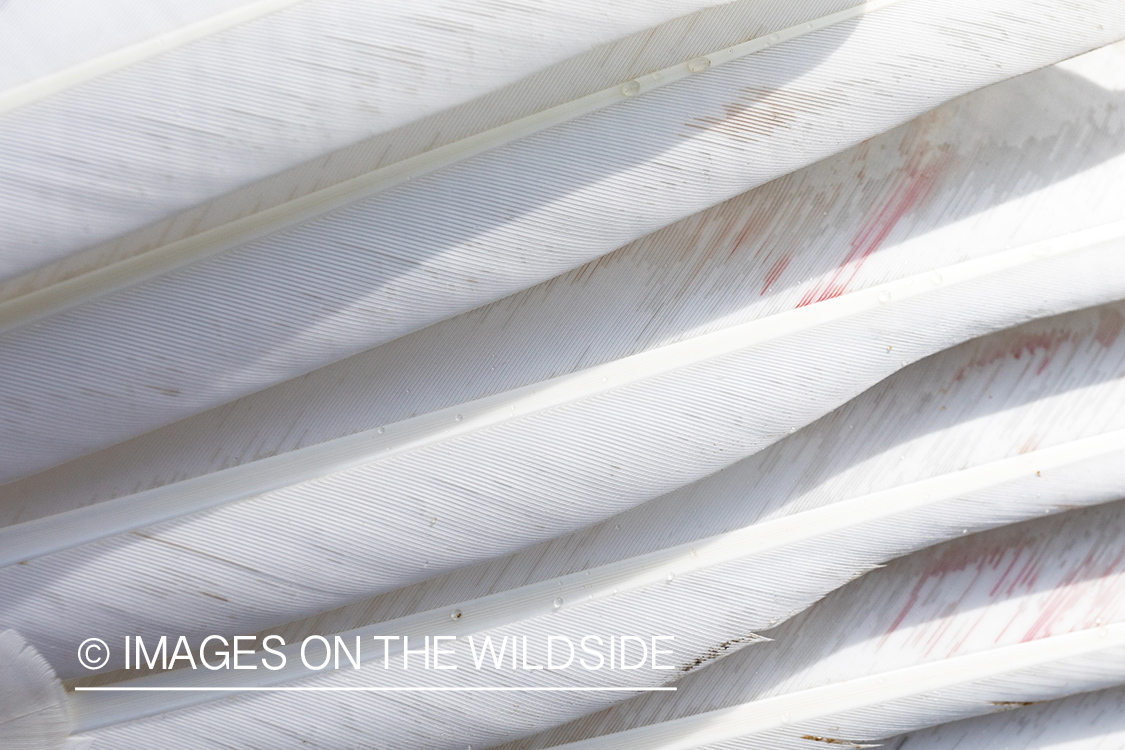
488 502 1125 750
1 3 1124 750
6 37 1125 518
885 686 1125 749
2 0 1123 482
55 300 1125 748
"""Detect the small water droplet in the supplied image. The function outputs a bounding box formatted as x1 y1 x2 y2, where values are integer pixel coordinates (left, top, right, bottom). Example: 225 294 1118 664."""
690 547 698 558
687 56 711 73
878 290 892 303
553 597 564 609
613 587 619 594
781 712 791 724
602 376 608 383
614 524 621 530
621 80 641 96
788 426 796 434
666 572 675 582
930 271 943 285
451 609 462 620
455 414 463 422
961 528 969 535
769 33 780 43
805 23 813 30
900 360 907 367
377 426 385 434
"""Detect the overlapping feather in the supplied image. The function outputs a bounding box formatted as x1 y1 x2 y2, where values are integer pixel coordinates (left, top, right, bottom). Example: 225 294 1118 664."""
885 686 1125 749
487 502 1125 750
0 630 68 750
2 224 1122 679
10 39 1125 521
5 43 1125 683
2 0 1122 481
0 0 734 271
51 300 1125 749
1 11 1124 750
66 483 1125 748
0 0 866 292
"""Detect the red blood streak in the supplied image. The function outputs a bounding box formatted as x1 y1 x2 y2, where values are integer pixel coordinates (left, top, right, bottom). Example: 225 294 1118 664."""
761 255 790 295
797 162 940 308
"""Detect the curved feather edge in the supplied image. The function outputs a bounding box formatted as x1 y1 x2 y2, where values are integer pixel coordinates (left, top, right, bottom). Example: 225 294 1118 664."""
1 222 1120 569
58 300 1125 743
536 625 1125 750
8 42 1124 519
3 0 1122 481
883 685 1125 749
63 430 1125 730
0 0 878 282
482 499 1125 750
5 227 1125 681
71 527 1125 750
0 630 69 750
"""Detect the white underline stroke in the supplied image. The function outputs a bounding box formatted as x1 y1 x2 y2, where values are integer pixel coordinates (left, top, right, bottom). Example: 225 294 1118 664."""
74 686 677 692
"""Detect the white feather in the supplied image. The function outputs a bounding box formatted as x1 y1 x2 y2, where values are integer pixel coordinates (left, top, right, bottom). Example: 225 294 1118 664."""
0 0 282 91
3 223 1124 682
53 300 1125 746
0 0 848 276
539 626 1125 750
884 686 1125 749
0 0 876 295
8 38 1125 516
0 630 68 750
488 503 1125 750
5 222 1122 567
2 0 1122 481
70 503 1125 749
6 37 1125 681
2 6 1123 749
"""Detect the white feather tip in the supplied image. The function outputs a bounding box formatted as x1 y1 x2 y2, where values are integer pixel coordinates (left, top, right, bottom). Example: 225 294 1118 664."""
0 629 70 750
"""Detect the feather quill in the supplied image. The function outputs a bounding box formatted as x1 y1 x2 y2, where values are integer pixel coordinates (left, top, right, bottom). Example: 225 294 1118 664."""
490 503 1125 750
8 39 1125 517
51 301 1125 748
3 225 1124 681
2 0 1122 480
67 499 1125 748
10 42 1125 679
0 0 874 277
884 686 1125 749
0 0 880 298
